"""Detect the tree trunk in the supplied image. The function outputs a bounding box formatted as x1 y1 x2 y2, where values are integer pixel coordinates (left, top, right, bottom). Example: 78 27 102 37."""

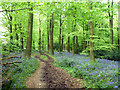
47 16 50 53
50 13 54 55
68 36 70 53
39 15 41 54
72 36 75 55
76 36 79 54
42 33 44 51
24 7 33 58
19 24 23 50
59 15 62 53
118 1 120 51
89 2 95 62
62 35 64 52
33 40 35 50
14 18 19 47
89 21 95 62
108 0 113 52
9 14 13 52
72 7 76 55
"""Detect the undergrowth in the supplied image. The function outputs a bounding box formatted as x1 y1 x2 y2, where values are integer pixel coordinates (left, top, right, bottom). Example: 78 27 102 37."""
2 57 40 88
53 54 119 89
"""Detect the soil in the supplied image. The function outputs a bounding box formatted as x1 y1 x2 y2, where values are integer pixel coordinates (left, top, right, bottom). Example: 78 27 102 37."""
25 53 85 89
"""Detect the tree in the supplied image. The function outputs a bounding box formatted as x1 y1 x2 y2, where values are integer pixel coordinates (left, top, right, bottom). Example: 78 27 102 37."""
68 36 70 53
39 14 41 54
89 2 95 62
59 15 62 53
47 15 50 53
108 0 113 52
9 11 13 52
118 1 120 51
50 13 54 55
19 23 24 50
72 7 76 55
24 5 33 58
14 16 19 47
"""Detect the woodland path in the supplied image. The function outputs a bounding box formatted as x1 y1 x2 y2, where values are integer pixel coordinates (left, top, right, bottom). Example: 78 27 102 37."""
25 53 84 88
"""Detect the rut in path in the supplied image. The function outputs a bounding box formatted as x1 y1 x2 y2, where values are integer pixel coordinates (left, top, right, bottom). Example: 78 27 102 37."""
26 53 84 88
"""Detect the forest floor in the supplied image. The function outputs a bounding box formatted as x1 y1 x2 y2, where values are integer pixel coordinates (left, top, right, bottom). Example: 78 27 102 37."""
25 53 84 88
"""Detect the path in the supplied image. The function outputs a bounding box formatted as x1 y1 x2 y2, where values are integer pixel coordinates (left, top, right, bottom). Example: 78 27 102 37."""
26 53 84 88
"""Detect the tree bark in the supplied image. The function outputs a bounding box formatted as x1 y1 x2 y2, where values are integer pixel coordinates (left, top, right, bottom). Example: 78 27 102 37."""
14 17 19 47
108 0 113 52
72 36 75 55
9 14 13 52
24 7 33 58
68 36 70 53
62 35 64 52
118 1 120 51
50 13 54 55
59 15 62 53
47 15 50 53
39 15 41 54
33 40 35 50
19 24 24 50
76 36 79 54
72 7 76 55
89 2 95 62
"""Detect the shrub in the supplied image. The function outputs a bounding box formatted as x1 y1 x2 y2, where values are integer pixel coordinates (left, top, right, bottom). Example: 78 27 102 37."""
40 55 48 60
104 49 120 61
54 57 76 68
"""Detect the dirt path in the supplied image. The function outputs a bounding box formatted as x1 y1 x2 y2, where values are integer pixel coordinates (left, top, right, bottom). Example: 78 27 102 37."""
26 53 84 88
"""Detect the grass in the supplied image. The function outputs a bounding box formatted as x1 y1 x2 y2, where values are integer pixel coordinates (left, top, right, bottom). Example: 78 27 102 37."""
45 53 56 59
40 55 48 60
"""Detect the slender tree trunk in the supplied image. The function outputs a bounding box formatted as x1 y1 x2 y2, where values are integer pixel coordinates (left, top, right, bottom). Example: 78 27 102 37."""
33 40 35 50
24 7 33 58
89 2 95 62
15 24 19 47
47 16 50 53
19 24 24 50
39 15 41 54
9 14 13 52
89 21 95 62
85 24 89 49
50 13 54 55
59 15 62 53
83 23 86 50
14 16 19 47
118 1 120 51
42 33 44 51
68 36 70 53
76 36 79 54
72 36 75 55
72 8 76 55
108 0 113 52
62 35 64 52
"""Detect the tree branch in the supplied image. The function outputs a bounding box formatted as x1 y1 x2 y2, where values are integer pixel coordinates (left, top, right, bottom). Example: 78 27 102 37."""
0 8 30 12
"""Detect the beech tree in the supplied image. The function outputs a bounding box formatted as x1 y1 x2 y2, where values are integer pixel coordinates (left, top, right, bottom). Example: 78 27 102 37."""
50 13 54 55
1 1 119 61
24 5 33 58
118 1 120 51
108 0 113 52
89 2 95 62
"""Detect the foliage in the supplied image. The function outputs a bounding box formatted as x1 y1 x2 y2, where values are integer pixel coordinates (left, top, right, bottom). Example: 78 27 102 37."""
54 57 75 68
40 55 48 60
104 48 120 61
